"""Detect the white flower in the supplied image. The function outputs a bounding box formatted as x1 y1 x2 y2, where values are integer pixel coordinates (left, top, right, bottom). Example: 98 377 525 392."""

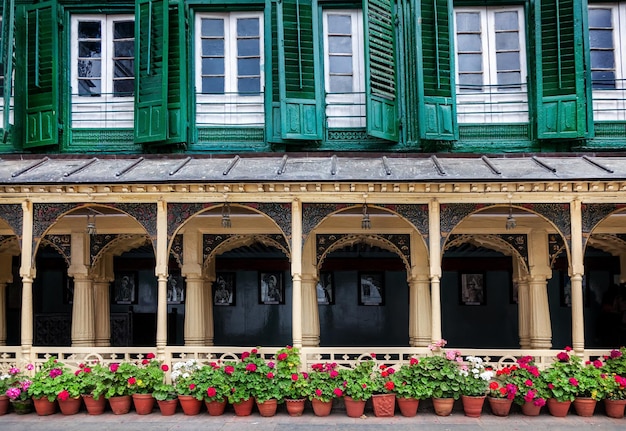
479 370 494 381
182 372 190 379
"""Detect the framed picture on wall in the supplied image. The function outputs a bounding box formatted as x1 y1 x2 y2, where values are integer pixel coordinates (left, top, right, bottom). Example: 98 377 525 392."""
112 272 138 304
214 272 236 306
167 273 185 304
358 272 384 306
460 272 485 305
317 271 334 305
259 272 284 304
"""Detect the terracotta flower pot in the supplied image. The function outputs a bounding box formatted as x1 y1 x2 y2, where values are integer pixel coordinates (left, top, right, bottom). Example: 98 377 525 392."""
604 399 626 418
521 401 542 416
573 397 596 417
32 397 57 416
285 398 306 417
372 393 395 417
311 398 332 416
58 396 82 415
396 397 419 417
178 395 202 416
461 395 485 418
256 398 278 417
132 393 155 415
0 395 9 415
547 398 570 417
344 396 366 418
82 394 106 415
232 397 254 416
205 398 226 416
108 395 132 415
10 399 33 415
157 399 178 416
487 397 512 417
432 397 454 416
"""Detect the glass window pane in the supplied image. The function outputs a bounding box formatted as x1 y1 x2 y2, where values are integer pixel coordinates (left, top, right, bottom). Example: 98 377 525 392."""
458 53 482 72
237 18 259 37
329 56 353 74
456 12 480 32
457 34 481 52
329 36 352 54
114 41 134 58
202 57 225 75
78 21 101 39
238 58 260 76
589 29 613 49
78 79 101 96
238 77 260 93
496 52 520 70
202 19 224 37
113 79 134 96
113 21 134 39
591 50 615 69
202 77 224 94
458 73 483 89
203 39 224 56
495 32 519 50
497 71 521 88
588 8 612 28
328 15 351 34
78 59 101 78
114 59 134 78
494 11 518 31
329 76 353 93
591 70 615 88
79 41 101 58
237 39 260 57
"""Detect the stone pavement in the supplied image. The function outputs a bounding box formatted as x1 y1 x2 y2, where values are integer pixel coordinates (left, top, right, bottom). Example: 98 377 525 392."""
0 402 624 431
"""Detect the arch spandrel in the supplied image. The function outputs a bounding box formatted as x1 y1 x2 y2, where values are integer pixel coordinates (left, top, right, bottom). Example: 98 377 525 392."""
0 204 23 245
41 235 72 268
581 204 626 253
90 234 151 268
167 203 213 240
202 234 290 268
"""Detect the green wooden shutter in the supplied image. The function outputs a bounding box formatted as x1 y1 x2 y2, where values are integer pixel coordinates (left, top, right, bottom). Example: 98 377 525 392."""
277 0 322 140
24 0 58 148
2 0 14 135
416 0 457 140
164 0 187 145
135 0 168 144
535 0 590 139
364 0 398 142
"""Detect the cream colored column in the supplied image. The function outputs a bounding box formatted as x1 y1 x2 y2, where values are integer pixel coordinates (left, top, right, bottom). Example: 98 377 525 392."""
68 232 95 346
428 200 442 342
512 259 531 348
409 274 432 346
182 230 205 346
0 254 14 345
570 200 585 353
301 273 319 346
155 200 168 355
20 200 35 360
204 260 216 346
93 254 113 347
528 229 553 349
291 199 303 348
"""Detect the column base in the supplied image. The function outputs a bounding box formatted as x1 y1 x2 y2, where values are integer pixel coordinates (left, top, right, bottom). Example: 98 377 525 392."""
302 334 319 347
529 338 552 349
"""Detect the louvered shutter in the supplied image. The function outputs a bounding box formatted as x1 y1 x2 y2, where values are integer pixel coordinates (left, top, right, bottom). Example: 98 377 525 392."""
2 0 14 135
164 0 187 145
134 0 168 144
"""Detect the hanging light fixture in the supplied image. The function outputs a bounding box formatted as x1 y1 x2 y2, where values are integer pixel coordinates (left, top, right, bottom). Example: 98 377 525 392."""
506 202 517 230
86 213 97 236
221 202 232 228
361 203 371 230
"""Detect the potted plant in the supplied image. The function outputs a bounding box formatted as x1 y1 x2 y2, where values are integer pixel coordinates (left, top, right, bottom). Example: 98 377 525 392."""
307 362 344 416
102 361 138 414
251 358 283 417
458 355 494 417
486 364 517 416
196 362 230 416
127 353 167 414
339 360 375 417
572 357 603 417
507 355 547 416
225 349 267 416
414 339 463 416
391 357 429 417
171 358 204 415
4 364 34 414
275 346 308 416
542 348 581 416
599 373 626 418
27 357 70 415
152 382 178 416
370 360 397 417
76 362 108 415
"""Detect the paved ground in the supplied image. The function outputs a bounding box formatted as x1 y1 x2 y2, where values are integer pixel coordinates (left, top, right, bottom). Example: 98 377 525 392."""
0 401 624 431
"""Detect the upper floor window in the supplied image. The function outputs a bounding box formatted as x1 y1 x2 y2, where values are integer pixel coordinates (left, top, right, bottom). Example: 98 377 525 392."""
195 12 264 126
454 6 528 123
588 3 626 121
323 9 365 128
71 15 135 128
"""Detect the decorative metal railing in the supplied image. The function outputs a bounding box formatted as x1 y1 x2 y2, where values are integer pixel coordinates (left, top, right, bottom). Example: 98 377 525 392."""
195 92 265 128
456 83 529 124
71 93 134 128
592 79 626 122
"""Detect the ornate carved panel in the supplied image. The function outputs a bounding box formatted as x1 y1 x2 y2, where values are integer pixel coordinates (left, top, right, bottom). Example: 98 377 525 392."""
316 233 411 266
247 203 292 240
549 233 566 267
497 233 529 267
302 203 345 238
0 204 22 239
167 203 212 239
42 235 72 267
34 314 71 346
203 234 234 263
170 234 183 267
32 203 80 242
90 234 119 266
440 203 494 236
395 204 429 241
112 203 158 239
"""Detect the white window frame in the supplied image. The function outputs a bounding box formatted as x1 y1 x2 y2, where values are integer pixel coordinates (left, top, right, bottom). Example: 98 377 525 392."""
323 9 365 129
194 11 264 127
70 14 134 128
454 6 528 124
589 3 626 121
